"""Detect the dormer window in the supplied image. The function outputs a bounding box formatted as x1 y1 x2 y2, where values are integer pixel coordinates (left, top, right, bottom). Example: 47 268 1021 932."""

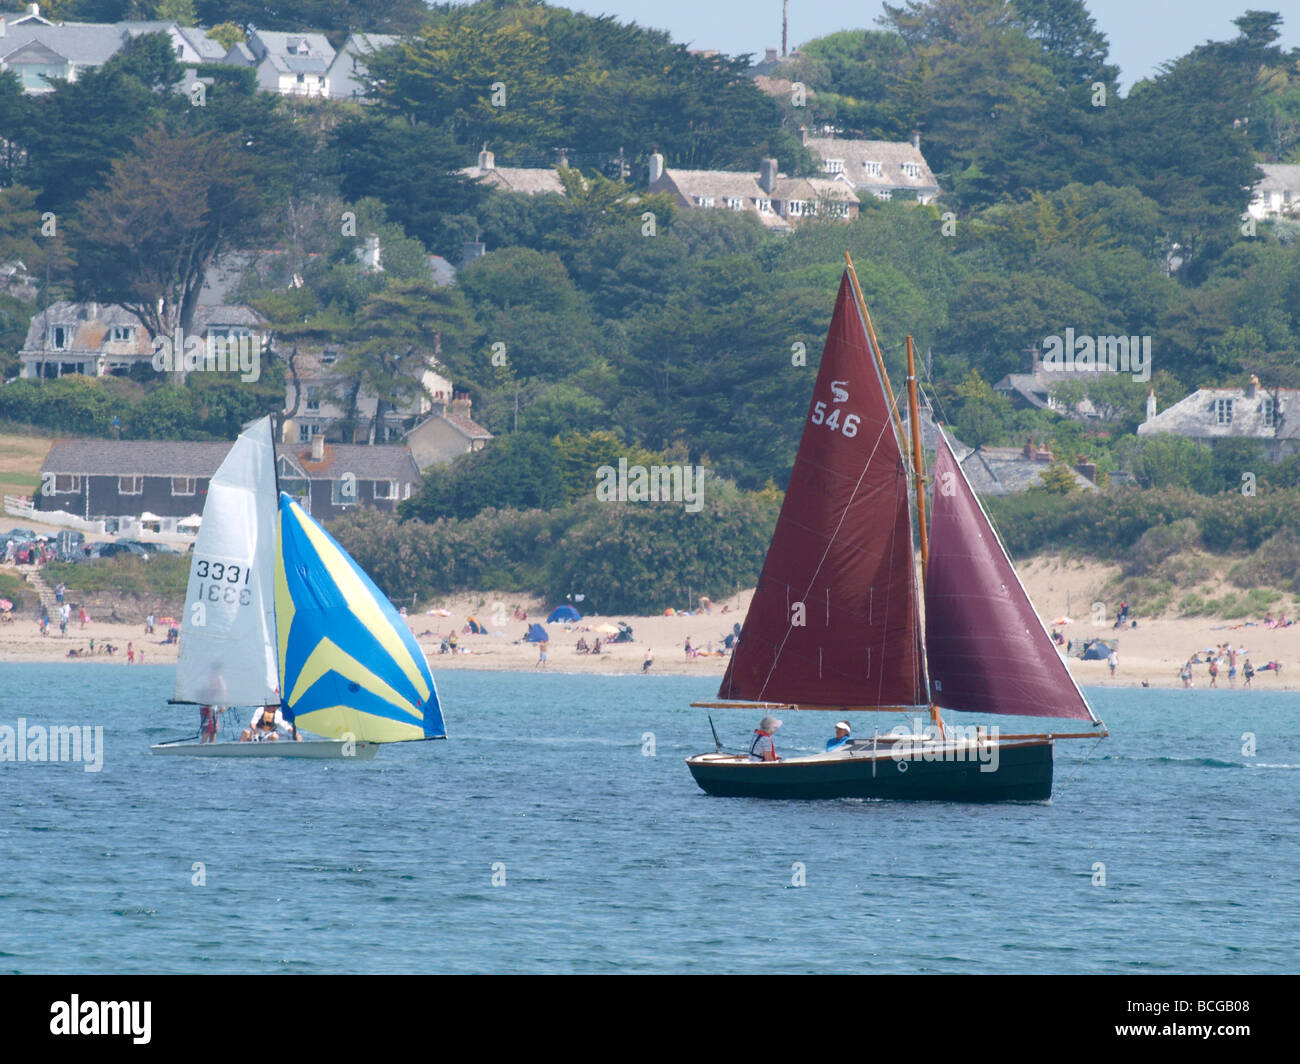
51 325 72 350
724 196 744 210
694 195 715 207
1262 395 1275 428
109 326 134 343
1215 398 1234 425
902 162 922 179
824 159 844 174
756 198 772 213
862 161 883 178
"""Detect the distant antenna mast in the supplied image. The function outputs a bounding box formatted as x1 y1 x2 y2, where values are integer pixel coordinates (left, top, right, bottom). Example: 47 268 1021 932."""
782 0 788 57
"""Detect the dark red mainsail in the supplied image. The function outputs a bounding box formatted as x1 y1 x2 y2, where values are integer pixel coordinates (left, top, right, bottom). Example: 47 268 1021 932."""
718 271 926 708
925 432 1096 720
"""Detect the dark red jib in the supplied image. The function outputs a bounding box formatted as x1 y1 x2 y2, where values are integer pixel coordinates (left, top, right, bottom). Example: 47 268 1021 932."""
719 271 925 708
925 433 1094 720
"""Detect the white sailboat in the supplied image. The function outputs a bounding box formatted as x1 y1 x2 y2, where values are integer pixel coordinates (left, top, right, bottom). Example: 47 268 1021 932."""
151 417 445 759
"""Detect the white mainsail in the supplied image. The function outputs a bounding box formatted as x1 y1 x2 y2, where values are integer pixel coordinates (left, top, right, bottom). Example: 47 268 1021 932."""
173 416 280 706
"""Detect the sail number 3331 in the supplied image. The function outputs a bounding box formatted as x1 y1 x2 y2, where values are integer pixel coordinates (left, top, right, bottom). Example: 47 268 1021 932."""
194 558 253 605
810 401 859 437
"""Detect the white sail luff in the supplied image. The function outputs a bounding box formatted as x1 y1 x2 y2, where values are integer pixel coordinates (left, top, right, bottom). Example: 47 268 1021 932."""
172 416 280 706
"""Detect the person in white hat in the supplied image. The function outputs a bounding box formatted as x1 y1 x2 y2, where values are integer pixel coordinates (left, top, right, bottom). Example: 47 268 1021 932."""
826 720 851 752
749 716 782 762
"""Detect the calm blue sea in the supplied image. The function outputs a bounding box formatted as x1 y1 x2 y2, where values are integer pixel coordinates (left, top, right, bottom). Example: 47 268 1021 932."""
0 663 1295 974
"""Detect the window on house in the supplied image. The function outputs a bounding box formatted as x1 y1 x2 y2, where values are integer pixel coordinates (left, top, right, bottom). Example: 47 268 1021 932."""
874 189 892 201
108 326 134 343
825 159 844 174
119 476 143 495
694 195 715 207
902 162 921 179
171 477 196 496
373 480 397 500
331 479 357 506
297 424 321 444
724 196 744 210
827 203 849 217
1262 395 1275 428
53 474 81 493
863 161 883 177
756 198 773 213
51 325 72 350
787 200 804 217
322 351 337 365
1215 398 1234 425
305 388 320 412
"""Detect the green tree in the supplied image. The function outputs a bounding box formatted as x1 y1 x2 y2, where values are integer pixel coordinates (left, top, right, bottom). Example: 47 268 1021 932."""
71 125 263 340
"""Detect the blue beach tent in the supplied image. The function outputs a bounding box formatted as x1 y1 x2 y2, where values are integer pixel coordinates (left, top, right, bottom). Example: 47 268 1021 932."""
525 623 549 642
547 605 581 623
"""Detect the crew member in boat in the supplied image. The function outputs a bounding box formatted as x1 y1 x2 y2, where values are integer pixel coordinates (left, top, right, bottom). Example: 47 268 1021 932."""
826 720 851 751
749 716 781 762
240 704 301 742
199 704 219 744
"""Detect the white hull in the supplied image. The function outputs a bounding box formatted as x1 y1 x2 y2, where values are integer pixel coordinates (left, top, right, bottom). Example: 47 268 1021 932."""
150 739 379 759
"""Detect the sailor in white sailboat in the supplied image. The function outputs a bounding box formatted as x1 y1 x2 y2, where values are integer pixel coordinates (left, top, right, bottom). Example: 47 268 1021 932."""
240 704 301 743
826 720 851 751
749 717 782 762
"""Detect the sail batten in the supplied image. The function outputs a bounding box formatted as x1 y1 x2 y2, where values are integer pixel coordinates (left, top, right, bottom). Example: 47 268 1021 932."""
719 272 926 708
924 432 1097 721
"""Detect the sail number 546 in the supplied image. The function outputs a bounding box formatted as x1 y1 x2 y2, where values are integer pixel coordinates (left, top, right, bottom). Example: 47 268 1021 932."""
811 402 859 437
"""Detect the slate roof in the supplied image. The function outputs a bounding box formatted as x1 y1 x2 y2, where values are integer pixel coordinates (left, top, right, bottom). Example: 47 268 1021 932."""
804 135 940 197
288 442 420 481
22 302 265 354
1138 387 1300 441
44 437 420 482
438 411 493 440
247 30 335 74
461 165 565 195
42 439 233 477
1255 163 1300 197
0 21 126 68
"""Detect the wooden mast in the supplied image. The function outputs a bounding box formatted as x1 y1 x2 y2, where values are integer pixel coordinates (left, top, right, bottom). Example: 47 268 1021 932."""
905 334 943 739
843 253 906 447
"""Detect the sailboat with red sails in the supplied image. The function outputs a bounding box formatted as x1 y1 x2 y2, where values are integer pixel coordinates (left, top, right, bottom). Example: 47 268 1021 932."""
685 256 1107 801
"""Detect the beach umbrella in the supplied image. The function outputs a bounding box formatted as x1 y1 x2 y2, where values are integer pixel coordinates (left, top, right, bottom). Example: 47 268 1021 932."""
0 599 12 611
159 616 177 626
1051 616 1073 625
595 623 620 635
427 608 451 617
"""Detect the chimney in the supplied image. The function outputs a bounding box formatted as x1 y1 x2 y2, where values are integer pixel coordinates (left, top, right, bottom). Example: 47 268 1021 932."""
909 130 920 150
1146 389 1157 422
764 47 778 63
477 147 494 170
363 233 382 271
648 151 664 185
1246 374 1259 399
760 158 778 194
799 125 808 146
1023 438 1033 458
450 392 472 417
28 4 38 16
1074 460 1096 484
556 148 568 169
461 241 485 268
311 434 324 462
1 17 7 37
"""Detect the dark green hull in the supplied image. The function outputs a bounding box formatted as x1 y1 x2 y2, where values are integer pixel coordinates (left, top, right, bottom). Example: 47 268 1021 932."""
686 740 1054 801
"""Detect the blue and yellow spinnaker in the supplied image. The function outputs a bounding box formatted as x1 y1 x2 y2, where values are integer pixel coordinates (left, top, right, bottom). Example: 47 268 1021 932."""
274 492 444 742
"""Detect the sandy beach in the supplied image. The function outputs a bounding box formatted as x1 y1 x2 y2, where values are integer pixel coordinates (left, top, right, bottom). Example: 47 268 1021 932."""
2 560 1296 690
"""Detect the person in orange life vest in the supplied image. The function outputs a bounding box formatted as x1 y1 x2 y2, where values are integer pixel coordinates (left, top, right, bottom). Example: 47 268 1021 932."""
749 716 781 761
